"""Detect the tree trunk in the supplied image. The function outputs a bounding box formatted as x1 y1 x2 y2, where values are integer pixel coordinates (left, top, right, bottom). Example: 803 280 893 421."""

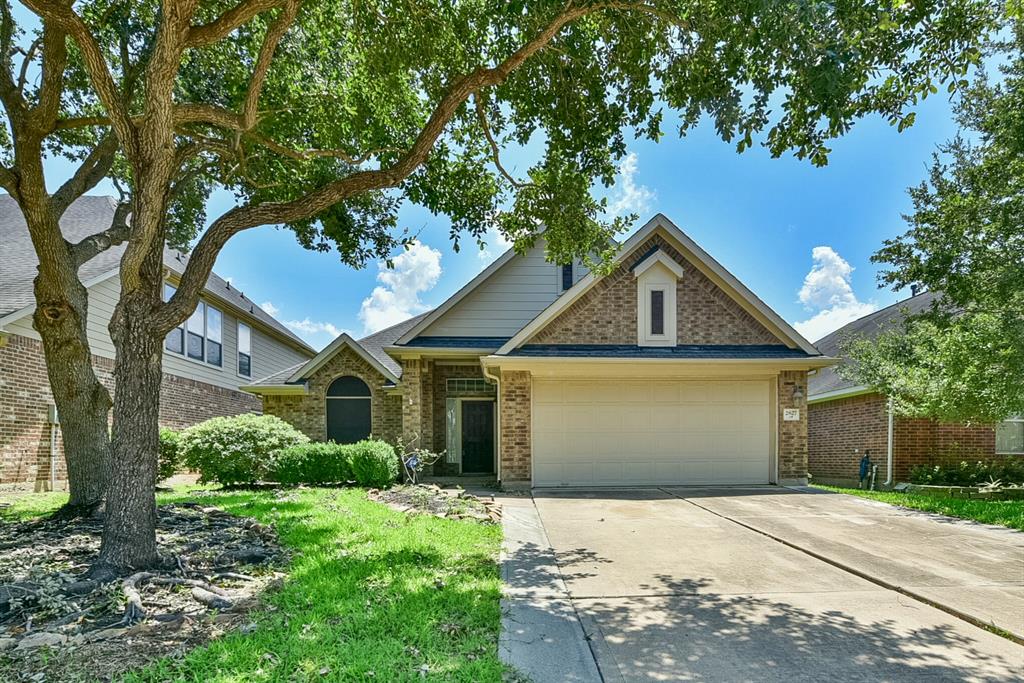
32 254 112 517
96 288 164 571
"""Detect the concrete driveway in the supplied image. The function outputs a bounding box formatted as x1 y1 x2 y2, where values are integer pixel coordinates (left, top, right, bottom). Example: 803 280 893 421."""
500 487 1024 682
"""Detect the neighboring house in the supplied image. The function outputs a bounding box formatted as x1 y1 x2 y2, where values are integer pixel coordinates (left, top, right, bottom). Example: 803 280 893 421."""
807 290 1022 487
245 215 832 487
0 195 315 488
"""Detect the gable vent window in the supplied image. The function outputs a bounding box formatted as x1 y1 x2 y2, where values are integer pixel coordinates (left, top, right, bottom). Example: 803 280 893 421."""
561 263 573 291
650 289 665 335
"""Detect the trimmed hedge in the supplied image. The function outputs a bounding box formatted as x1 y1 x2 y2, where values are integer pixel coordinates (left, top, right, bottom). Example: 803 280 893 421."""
349 439 400 488
274 442 354 485
180 414 308 485
910 459 1024 486
158 427 182 481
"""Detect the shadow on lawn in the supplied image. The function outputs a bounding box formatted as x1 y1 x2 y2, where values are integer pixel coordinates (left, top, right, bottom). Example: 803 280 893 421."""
126 488 504 682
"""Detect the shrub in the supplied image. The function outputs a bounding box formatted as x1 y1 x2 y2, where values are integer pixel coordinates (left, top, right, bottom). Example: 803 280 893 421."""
273 442 354 485
910 459 1024 486
349 439 399 488
158 428 182 481
180 414 308 485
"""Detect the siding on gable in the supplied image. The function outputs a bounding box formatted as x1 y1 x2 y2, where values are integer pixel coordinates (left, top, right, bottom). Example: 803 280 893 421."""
6 273 310 392
420 241 589 337
532 234 783 346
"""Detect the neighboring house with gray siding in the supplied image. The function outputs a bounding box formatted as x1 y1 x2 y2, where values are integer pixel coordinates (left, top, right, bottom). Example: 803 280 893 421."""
0 195 315 488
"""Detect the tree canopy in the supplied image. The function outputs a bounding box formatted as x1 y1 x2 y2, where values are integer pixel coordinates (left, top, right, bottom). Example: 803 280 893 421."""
843 18 1024 423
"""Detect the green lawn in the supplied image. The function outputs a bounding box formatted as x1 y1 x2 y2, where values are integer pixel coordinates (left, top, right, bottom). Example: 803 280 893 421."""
815 485 1024 531
1 487 505 682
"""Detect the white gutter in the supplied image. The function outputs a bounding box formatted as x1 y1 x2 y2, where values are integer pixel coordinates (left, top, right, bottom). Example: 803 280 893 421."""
885 397 895 487
481 363 502 483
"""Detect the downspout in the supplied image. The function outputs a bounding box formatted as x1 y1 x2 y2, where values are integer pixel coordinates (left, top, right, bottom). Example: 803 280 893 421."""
885 397 894 487
482 362 501 483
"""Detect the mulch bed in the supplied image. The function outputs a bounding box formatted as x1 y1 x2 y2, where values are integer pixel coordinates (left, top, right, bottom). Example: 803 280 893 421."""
369 484 502 523
0 503 288 682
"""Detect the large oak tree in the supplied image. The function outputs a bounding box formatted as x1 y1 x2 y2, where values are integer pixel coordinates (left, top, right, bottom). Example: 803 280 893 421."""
0 0 994 570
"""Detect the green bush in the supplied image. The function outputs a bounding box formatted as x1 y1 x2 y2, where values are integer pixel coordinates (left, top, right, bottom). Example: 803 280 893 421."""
158 428 182 481
349 439 399 488
910 458 1024 486
180 414 308 485
273 442 354 485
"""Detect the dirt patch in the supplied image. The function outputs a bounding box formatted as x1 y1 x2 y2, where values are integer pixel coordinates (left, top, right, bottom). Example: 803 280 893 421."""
0 503 287 682
370 484 502 523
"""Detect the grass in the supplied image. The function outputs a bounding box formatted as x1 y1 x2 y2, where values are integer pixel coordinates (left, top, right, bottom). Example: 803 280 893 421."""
815 485 1024 531
1 486 505 682
0 490 70 521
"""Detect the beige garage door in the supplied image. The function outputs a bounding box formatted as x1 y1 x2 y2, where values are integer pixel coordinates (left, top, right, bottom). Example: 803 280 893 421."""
532 379 771 486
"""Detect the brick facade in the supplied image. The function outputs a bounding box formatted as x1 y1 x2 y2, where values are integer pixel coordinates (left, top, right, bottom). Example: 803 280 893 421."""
499 370 531 484
1 333 260 488
807 391 998 486
263 346 402 444
777 370 809 484
533 234 780 346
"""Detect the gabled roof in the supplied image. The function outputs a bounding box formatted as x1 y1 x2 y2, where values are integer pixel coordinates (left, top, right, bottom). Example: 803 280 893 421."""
244 312 430 392
394 244 518 345
497 214 821 356
809 290 940 399
0 195 313 354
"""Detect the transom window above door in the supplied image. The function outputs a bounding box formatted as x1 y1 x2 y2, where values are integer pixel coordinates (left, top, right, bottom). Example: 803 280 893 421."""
326 375 371 444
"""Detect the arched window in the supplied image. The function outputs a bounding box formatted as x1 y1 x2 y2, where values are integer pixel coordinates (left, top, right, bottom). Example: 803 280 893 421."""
326 376 371 443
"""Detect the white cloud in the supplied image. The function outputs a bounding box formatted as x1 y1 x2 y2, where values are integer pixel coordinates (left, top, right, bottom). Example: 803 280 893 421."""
259 301 279 317
285 318 345 339
359 241 443 334
793 246 877 342
477 227 513 263
606 152 656 217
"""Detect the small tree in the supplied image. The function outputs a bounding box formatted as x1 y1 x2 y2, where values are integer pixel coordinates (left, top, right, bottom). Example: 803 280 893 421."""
1 0 993 570
845 18 1024 423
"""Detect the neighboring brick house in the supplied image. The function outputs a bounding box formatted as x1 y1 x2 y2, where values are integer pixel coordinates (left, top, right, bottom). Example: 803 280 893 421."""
0 196 315 489
807 291 1023 487
245 215 832 487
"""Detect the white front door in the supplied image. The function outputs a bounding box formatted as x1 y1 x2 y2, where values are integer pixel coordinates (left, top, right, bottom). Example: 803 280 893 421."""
532 379 771 486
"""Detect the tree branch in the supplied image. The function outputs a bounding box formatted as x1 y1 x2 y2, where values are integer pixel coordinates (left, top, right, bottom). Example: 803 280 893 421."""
29 19 68 133
21 0 137 155
186 0 282 48
70 199 131 268
161 1 605 329
241 0 298 129
16 36 42 94
51 133 120 214
474 92 528 189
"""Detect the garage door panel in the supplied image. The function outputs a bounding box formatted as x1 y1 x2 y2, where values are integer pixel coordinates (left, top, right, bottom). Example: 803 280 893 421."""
533 379 771 487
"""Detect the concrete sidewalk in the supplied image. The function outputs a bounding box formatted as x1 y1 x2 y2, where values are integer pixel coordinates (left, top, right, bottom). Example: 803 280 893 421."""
498 495 601 682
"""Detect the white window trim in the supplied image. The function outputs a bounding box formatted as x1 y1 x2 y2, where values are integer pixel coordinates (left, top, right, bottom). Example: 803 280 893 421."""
164 283 223 370
635 256 680 347
996 416 1024 455
237 322 253 379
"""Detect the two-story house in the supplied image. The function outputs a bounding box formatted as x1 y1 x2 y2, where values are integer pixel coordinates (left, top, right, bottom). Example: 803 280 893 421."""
0 195 315 489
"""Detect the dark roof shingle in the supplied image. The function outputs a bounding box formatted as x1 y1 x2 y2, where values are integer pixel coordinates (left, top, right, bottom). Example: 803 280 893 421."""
511 344 814 359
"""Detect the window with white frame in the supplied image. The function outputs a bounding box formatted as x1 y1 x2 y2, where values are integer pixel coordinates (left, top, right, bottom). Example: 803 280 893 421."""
996 417 1024 455
634 251 682 347
163 283 222 367
237 322 252 377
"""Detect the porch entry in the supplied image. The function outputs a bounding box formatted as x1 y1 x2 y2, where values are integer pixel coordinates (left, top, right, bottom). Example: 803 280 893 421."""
445 397 496 474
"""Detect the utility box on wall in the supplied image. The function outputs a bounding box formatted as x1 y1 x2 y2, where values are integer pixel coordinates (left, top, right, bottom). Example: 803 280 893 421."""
47 404 59 424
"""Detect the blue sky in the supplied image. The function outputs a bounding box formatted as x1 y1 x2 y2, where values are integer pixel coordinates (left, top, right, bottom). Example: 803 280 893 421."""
41 92 959 351
211 94 957 350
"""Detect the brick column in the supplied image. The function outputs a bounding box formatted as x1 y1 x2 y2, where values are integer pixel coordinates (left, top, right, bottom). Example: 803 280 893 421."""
499 370 531 486
401 358 422 450
778 370 809 485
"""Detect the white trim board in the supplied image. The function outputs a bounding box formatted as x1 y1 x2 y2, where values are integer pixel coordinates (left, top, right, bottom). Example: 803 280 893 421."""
287 333 400 385
497 214 821 356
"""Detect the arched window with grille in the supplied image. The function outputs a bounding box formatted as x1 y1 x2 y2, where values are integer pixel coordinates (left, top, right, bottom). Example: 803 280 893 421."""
326 376 371 443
